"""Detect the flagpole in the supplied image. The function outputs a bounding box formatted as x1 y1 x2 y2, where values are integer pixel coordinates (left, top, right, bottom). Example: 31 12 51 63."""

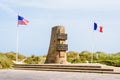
16 24 19 63
91 30 95 63
91 22 96 63
16 13 19 63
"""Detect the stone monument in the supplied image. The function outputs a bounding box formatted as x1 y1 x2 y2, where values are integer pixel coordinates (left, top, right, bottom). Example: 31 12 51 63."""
45 25 68 64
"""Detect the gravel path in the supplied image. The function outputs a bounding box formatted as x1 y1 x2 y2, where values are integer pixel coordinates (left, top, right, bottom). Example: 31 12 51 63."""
0 69 120 80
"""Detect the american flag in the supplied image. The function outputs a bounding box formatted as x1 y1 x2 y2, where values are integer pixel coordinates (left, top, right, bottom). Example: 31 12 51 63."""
18 15 29 25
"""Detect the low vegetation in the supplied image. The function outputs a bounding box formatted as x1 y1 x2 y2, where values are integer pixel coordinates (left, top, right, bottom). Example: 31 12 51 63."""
24 54 46 64
0 51 120 69
67 51 120 67
0 53 13 68
5 52 26 61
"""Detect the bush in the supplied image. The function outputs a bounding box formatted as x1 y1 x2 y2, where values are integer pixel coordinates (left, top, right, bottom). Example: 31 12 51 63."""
67 51 120 67
24 55 45 64
0 53 13 68
5 52 26 61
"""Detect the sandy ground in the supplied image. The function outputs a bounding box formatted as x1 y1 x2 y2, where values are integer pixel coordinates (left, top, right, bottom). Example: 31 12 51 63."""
0 69 120 80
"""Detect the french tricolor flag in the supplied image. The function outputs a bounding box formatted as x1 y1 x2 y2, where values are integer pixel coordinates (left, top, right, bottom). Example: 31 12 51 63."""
94 22 103 33
18 15 29 25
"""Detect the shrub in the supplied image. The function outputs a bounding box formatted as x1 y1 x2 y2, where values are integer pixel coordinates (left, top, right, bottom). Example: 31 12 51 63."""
24 55 45 64
5 52 26 61
0 53 13 68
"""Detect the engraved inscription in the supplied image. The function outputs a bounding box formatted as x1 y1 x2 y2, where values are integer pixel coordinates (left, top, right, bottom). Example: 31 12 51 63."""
57 33 67 40
57 44 68 51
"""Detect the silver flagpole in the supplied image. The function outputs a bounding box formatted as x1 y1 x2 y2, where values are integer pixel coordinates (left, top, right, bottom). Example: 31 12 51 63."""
91 22 96 63
91 31 95 63
16 24 19 63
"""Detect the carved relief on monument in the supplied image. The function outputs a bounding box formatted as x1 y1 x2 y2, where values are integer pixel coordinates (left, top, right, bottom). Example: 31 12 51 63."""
57 33 67 40
57 44 68 51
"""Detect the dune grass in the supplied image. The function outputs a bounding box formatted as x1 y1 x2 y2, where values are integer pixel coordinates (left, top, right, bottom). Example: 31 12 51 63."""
0 53 13 69
0 51 120 68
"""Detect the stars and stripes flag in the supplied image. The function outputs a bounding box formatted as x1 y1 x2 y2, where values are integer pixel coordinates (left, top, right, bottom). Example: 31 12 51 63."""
18 15 29 25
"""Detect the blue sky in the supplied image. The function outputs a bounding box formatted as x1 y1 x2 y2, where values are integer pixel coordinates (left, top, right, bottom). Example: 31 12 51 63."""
0 0 120 56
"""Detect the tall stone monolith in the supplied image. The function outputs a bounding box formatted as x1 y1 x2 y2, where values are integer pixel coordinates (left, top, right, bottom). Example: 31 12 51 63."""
45 25 68 64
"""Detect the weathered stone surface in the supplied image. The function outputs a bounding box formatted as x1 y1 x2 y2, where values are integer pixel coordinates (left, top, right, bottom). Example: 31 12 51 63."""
45 25 68 64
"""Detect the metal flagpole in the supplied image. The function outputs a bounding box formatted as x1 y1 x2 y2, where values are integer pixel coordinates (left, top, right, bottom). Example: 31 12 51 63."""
16 13 19 63
16 24 19 63
91 22 96 63
91 30 95 63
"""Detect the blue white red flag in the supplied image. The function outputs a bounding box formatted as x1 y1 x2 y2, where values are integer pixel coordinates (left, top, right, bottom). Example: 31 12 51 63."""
18 15 29 25
94 22 103 33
